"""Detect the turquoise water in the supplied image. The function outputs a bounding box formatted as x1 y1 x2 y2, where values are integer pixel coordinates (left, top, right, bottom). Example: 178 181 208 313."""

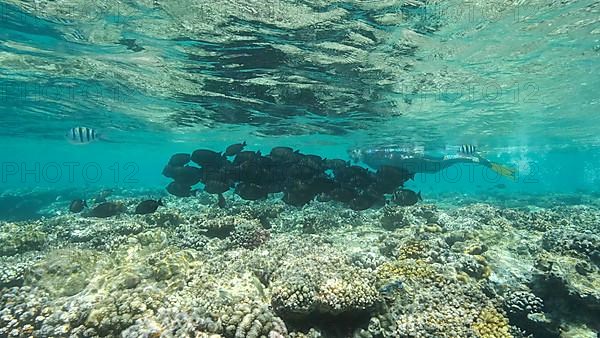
1 1 600 337
1 1 599 196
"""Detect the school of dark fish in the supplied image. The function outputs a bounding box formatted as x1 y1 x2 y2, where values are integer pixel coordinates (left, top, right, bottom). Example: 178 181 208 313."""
162 143 420 210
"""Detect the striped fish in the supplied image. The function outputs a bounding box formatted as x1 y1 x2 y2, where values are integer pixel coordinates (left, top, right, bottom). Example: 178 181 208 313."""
66 127 98 144
458 144 477 155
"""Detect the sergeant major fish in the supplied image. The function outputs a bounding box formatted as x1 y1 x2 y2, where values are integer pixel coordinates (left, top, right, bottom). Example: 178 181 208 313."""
66 127 99 145
458 144 477 156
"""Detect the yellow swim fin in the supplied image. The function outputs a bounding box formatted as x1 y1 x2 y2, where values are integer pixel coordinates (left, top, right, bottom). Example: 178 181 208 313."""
490 162 517 181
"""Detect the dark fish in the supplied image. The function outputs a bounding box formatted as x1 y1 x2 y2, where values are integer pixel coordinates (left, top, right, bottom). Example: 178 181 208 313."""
324 158 349 170
282 180 319 207
283 193 313 207
263 181 284 193
228 165 248 181
254 155 274 168
269 146 294 157
135 199 164 214
166 182 197 197
69 199 87 213
392 189 422 206
304 154 324 166
377 165 412 185
235 183 268 200
283 189 315 207
66 126 98 144
348 191 380 211
370 179 397 195
495 183 506 189
256 162 286 184
238 161 268 183
204 180 231 194
371 166 412 195
191 149 225 168
203 166 234 185
309 176 337 193
329 187 357 203
217 193 226 208
162 165 177 178
224 141 247 157
296 156 324 173
89 202 125 218
335 165 369 180
167 166 203 186
306 154 322 161
334 165 373 189
164 146 422 213
288 163 320 180
316 193 333 202
269 147 298 163
233 150 261 166
168 153 191 167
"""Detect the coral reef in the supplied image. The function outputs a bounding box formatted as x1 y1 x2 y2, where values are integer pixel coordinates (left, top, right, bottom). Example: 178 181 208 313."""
229 219 270 249
270 245 380 317
379 205 416 231
0 253 40 287
0 286 51 337
472 306 512 338
0 221 47 256
0 193 599 337
542 229 599 259
504 290 544 318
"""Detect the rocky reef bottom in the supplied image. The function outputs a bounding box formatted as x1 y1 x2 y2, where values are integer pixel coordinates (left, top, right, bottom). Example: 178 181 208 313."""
0 192 599 338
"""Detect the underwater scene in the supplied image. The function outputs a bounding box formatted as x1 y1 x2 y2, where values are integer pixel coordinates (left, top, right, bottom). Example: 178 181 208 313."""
0 0 599 337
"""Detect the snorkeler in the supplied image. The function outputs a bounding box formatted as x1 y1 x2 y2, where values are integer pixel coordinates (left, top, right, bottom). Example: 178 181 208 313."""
349 144 516 180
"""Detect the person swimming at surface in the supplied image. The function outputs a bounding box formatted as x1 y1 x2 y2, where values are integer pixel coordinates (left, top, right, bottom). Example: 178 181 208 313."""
349 144 516 180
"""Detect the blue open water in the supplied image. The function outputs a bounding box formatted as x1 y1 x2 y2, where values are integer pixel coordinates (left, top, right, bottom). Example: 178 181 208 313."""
1 1 598 199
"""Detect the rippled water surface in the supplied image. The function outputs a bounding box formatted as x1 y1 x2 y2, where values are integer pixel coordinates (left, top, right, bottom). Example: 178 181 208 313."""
0 0 599 189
